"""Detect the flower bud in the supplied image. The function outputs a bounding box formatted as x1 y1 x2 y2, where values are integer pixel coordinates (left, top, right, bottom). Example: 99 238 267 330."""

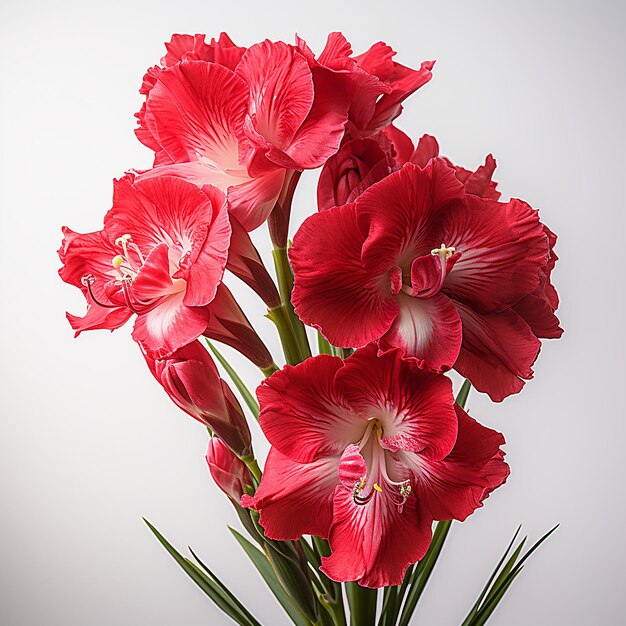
204 283 275 371
143 341 252 457
206 437 252 502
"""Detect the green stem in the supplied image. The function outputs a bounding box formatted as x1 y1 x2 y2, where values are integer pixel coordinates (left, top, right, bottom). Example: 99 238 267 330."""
346 583 377 626
272 247 311 362
267 304 302 366
261 363 279 377
240 455 262 486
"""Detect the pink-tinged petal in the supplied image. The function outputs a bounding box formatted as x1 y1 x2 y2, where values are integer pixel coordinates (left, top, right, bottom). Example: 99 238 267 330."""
243 448 338 540
237 41 314 152
438 196 550 312
336 345 458 460
226 167 286 231
413 405 509 521
453 302 541 402
257 355 365 463
58 227 119 290
380 293 463 373
132 293 209 357
66 304 132 336
161 33 246 70
354 42 434 133
204 283 274 369
357 160 466 273
179 186 231 307
131 243 175 300
321 486 432 587
283 66 349 169
338 445 367 490
290 203 398 348
137 61 248 169
317 137 392 211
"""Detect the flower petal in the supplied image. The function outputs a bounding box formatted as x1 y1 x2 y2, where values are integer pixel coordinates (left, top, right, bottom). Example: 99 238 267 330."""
380 293 463 373
453 301 542 402
132 293 209 357
236 41 313 153
321 486 432 587
137 61 248 169
357 160 466 273
257 355 365 463
412 405 510 521
335 345 458 460
243 448 338 540
290 203 398 348
438 196 550 312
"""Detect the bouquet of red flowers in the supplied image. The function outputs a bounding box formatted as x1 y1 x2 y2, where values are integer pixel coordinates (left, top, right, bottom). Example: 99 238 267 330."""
58 31 562 626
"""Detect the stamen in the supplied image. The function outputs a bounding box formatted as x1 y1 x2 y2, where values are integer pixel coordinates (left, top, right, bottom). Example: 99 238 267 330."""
81 275 118 309
431 242 455 257
373 483 383 492
112 255 124 269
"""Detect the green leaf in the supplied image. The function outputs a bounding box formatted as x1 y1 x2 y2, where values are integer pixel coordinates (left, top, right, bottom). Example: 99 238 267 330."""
398 520 452 626
456 379 471 409
346 582 378 626
206 340 260 419
230 527 311 626
144 519 260 626
461 524 559 626
317 333 332 355
461 526 522 624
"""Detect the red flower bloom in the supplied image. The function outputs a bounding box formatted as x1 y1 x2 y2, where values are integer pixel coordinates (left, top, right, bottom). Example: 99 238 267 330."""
135 34 350 230
144 341 252 457
244 346 508 587
58 175 231 357
291 159 562 401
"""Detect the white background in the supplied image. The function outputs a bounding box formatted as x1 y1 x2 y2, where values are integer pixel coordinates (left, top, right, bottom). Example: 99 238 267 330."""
1 0 624 624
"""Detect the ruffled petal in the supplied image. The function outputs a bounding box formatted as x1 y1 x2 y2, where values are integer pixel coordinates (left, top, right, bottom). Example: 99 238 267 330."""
290 203 398 348
335 345 458 460
453 301 542 402
437 196 550 312
412 405 509 521
132 293 209 357
257 355 365 463
137 61 248 169
161 33 246 70
380 293 463 373
321 486 432 587
357 160 466 273
66 303 132 336
283 66 349 169
236 41 314 153
243 448 338 540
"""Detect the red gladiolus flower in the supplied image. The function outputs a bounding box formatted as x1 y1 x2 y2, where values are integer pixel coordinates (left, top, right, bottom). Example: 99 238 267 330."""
135 34 350 231
206 437 253 503
58 175 231 357
144 341 252 457
244 346 508 587
291 159 562 401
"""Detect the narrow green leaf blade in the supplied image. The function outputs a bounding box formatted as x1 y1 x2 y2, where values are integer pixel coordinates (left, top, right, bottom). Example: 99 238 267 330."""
346 582 378 626
398 520 452 626
317 332 332 355
230 527 310 626
144 519 259 626
207 340 260 419
456 379 471 409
